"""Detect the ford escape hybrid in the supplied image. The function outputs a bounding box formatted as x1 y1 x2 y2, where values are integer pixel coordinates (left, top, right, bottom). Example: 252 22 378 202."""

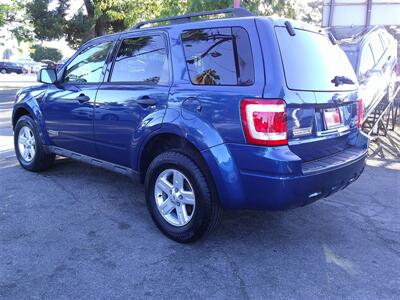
12 8 369 243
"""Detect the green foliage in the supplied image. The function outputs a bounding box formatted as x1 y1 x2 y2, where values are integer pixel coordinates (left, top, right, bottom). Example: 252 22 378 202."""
187 0 298 18
64 9 95 49
30 44 63 62
188 0 231 12
0 3 11 27
26 0 69 41
300 1 322 26
8 0 322 50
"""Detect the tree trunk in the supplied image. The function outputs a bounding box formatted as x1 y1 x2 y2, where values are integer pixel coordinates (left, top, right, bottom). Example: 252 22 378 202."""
83 0 94 18
95 15 107 37
83 0 107 37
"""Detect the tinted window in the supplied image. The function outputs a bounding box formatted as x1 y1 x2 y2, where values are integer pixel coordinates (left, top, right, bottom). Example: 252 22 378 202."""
343 50 358 71
181 27 254 86
64 42 112 83
275 27 357 91
359 44 375 76
369 33 385 62
111 35 169 84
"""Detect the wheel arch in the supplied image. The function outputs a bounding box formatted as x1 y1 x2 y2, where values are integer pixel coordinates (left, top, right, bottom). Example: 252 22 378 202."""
12 102 50 146
138 132 210 182
12 107 32 129
138 131 225 208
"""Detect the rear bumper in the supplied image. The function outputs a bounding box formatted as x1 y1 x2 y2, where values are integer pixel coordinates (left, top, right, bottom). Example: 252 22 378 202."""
202 132 368 210
237 151 366 210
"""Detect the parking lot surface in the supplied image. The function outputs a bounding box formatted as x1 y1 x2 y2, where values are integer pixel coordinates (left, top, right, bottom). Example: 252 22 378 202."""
0 88 399 299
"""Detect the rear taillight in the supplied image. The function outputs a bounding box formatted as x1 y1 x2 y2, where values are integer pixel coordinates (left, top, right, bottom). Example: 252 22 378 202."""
357 99 364 128
240 99 287 146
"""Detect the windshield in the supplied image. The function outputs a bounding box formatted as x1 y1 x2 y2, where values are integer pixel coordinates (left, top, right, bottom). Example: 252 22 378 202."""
275 27 357 91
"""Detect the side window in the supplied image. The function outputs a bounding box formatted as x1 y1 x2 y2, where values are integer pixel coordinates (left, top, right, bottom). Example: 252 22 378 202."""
64 42 112 84
181 27 254 86
379 33 387 48
110 35 169 84
369 33 385 62
359 44 375 76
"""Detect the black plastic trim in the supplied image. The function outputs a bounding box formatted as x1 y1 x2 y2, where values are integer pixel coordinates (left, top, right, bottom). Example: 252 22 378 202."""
132 8 254 29
302 146 367 175
47 146 140 181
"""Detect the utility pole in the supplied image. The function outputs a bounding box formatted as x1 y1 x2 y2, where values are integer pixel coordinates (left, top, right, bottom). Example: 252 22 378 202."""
234 0 241 8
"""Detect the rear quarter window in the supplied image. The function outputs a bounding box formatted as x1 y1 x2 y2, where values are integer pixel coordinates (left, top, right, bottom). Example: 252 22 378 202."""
181 27 254 86
359 44 375 76
275 27 357 91
369 33 385 62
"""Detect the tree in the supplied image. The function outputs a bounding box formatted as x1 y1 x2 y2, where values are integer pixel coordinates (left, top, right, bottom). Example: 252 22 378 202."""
0 3 11 27
30 45 63 62
11 0 307 50
188 0 298 18
64 8 95 49
26 0 69 41
300 1 322 26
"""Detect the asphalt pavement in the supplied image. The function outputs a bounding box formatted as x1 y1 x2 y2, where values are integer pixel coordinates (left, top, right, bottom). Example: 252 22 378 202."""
0 88 399 299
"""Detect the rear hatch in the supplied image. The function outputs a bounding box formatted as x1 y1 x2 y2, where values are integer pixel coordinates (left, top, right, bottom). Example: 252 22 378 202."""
274 24 360 162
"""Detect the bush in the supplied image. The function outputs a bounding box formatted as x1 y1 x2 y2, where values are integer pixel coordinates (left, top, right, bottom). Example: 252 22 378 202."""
30 45 62 62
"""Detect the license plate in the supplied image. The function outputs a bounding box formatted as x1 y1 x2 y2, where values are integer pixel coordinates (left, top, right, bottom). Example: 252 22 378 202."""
323 108 342 129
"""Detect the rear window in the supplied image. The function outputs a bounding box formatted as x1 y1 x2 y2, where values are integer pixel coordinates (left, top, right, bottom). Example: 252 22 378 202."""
343 49 358 71
275 27 357 91
181 27 254 86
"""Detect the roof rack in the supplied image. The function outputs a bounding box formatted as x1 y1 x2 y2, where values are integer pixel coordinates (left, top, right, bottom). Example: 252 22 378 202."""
131 8 254 30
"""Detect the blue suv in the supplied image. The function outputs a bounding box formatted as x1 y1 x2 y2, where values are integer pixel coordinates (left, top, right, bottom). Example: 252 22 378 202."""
12 9 369 242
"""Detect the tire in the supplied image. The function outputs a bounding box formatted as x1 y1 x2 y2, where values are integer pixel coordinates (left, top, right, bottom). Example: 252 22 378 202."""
145 151 222 243
14 115 55 172
0 69 6 74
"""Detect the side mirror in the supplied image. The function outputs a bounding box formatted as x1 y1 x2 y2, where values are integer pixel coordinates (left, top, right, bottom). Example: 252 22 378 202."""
37 68 57 84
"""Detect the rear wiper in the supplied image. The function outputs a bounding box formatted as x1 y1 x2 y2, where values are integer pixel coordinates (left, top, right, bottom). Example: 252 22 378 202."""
331 76 355 87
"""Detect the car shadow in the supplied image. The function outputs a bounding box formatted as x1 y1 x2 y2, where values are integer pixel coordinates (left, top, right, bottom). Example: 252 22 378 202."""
5 156 357 247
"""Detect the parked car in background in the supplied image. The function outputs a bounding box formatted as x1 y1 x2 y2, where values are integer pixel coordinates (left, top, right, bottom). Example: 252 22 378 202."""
12 8 369 243
333 26 398 119
13 58 37 73
0 61 28 74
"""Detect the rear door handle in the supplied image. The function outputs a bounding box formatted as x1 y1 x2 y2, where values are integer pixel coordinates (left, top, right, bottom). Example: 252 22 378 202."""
136 97 157 106
76 94 90 103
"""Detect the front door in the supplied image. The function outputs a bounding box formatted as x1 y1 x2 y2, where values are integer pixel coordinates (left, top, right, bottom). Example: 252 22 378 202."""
43 40 115 157
94 33 171 167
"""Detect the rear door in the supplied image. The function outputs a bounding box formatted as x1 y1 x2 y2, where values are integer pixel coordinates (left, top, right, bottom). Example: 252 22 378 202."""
93 32 171 167
168 20 265 146
43 39 115 157
270 24 360 162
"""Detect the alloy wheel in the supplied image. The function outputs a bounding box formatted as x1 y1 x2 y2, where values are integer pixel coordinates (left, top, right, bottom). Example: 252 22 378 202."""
154 168 196 227
18 126 36 162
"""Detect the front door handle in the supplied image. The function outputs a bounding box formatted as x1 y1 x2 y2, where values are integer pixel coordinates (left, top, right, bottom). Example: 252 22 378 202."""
76 94 90 103
136 97 157 106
